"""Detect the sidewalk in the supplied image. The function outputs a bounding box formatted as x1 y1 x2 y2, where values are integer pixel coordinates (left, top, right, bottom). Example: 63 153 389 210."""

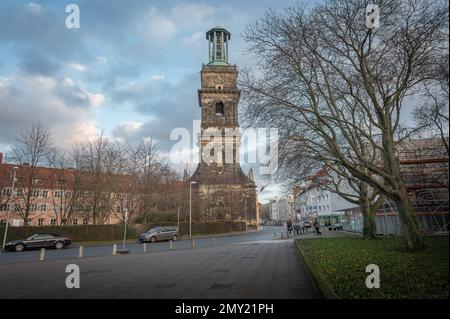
279 228 359 240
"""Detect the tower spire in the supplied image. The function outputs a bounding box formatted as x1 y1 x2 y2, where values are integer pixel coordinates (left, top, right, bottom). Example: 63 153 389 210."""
206 26 231 66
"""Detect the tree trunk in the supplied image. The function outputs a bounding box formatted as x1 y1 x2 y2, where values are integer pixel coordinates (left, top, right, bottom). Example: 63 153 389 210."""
394 187 427 251
361 198 377 240
383 127 426 251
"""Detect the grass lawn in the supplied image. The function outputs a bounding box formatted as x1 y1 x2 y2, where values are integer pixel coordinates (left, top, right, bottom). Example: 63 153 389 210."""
296 235 449 299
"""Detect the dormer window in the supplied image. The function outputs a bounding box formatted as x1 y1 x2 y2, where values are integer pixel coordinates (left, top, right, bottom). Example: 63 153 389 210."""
215 102 224 115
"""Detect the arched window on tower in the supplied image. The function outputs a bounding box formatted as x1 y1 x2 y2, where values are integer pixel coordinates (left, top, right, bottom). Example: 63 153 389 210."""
215 102 224 115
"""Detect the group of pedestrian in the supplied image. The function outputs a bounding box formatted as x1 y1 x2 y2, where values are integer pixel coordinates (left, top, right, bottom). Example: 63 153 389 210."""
285 219 321 236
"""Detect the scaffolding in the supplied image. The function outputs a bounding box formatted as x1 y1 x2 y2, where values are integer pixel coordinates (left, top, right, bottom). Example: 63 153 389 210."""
377 138 449 235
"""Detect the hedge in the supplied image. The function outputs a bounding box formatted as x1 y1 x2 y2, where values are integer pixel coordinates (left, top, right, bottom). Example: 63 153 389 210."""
0 221 246 243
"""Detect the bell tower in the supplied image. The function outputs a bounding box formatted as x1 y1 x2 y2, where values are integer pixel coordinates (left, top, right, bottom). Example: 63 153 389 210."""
190 27 257 226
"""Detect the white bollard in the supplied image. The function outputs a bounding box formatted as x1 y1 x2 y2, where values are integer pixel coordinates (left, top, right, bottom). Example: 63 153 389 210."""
112 244 117 256
39 248 45 261
143 242 147 253
169 240 174 251
191 239 196 249
212 237 216 247
78 246 84 258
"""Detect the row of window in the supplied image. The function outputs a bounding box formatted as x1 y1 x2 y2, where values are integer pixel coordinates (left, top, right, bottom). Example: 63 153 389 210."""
0 218 89 226
301 204 330 212
1 188 68 198
0 203 48 212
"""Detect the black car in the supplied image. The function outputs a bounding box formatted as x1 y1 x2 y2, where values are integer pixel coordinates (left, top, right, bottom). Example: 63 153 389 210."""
4 233 72 252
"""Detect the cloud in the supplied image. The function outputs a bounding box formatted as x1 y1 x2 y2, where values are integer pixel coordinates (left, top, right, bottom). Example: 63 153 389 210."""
171 3 216 28
67 62 87 72
0 73 102 148
18 50 61 76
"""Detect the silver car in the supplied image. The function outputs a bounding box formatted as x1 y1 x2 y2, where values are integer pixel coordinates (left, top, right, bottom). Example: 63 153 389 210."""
138 226 179 243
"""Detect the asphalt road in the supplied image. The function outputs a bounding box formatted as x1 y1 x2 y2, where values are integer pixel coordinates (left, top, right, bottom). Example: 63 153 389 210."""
0 226 319 299
0 226 284 264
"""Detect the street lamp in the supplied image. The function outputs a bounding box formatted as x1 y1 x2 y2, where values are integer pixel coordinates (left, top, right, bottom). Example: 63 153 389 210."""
189 181 197 238
2 166 18 251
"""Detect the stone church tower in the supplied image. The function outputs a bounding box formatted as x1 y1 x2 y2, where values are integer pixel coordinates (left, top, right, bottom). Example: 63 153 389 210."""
190 27 257 227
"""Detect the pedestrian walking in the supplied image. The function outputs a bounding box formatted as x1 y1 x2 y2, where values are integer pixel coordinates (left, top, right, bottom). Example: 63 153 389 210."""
314 220 322 235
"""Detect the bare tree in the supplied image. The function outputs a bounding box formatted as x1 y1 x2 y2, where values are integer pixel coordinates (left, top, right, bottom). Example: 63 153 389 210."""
414 55 449 155
47 149 80 225
10 122 53 225
72 134 121 224
241 0 448 250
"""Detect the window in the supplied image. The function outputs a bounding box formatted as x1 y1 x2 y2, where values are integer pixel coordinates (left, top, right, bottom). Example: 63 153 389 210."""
82 218 88 225
72 219 78 225
40 204 47 212
32 189 40 197
56 179 66 186
54 190 62 198
42 190 48 198
14 204 20 211
24 219 31 226
2 188 12 196
30 204 38 212
61 219 66 225
33 178 42 185
16 188 23 196
38 218 44 226
215 102 224 115
116 205 121 213
50 219 57 226
0 204 10 212
0 219 6 224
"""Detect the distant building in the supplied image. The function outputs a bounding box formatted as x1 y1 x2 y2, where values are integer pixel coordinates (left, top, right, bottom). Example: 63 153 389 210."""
271 198 293 221
293 170 357 226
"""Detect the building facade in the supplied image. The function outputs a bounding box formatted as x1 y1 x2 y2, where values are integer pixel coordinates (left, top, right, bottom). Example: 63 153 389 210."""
190 27 257 227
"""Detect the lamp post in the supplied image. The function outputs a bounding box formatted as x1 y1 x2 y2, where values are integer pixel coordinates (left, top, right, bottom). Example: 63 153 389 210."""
2 166 18 250
189 181 197 239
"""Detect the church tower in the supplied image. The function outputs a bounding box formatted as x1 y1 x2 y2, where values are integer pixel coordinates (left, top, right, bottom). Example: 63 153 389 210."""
190 27 257 226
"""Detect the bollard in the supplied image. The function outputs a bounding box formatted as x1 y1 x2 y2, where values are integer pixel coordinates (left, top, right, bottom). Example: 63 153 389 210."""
39 248 45 261
212 237 216 247
112 244 117 256
78 246 84 258
191 238 196 249
274 232 277 238
143 242 147 253
169 240 174 251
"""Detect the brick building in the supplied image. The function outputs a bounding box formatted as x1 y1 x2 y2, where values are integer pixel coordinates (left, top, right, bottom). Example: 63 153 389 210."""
0 156 124 226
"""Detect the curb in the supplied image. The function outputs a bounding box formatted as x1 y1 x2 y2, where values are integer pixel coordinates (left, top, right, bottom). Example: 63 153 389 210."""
294 239 340 299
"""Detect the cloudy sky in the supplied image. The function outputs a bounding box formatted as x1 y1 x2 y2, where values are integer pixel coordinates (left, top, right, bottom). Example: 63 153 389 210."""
0 0 311 202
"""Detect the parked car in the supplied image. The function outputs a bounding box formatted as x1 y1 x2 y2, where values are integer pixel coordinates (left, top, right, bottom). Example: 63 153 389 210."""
328 223 343 231
4 233 72 252
138 226 179 243
303 221 312 228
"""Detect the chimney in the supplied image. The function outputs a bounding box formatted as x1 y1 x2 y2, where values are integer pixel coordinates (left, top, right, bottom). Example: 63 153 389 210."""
0 152 3 164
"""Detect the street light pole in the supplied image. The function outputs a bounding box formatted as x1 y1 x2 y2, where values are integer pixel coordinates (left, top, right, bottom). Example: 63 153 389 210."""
189 181 197 239
2 166 18 250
